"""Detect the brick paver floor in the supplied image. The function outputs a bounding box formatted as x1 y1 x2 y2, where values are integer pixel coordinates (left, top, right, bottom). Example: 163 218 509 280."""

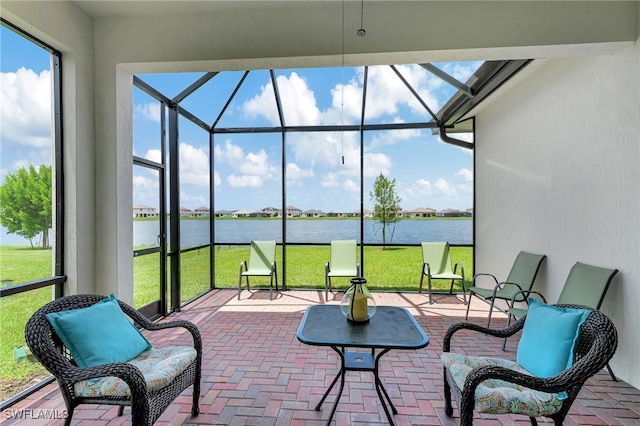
5 289 639 425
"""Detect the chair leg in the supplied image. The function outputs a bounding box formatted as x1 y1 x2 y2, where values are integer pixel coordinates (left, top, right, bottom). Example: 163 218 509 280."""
529 416 539 426
419 272 424 293
191 378 200 416
64 409 74 426
461 279 467 305
452 278 467 305
465 293 473 320
486 299 495 327
117 405 125 416
428 277 433 304
606 363 618 381
443 368 454 417
326 276 331 301
502 313 513 351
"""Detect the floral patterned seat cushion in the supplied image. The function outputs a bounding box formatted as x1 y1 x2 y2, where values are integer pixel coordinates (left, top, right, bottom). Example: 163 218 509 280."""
442 353 564 416
74 346 197 397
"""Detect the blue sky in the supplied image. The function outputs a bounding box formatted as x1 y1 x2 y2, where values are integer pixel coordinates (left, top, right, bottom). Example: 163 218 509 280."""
1 23 476 217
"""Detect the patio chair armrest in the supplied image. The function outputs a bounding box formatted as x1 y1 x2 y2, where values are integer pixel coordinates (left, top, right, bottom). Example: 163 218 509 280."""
495 281 522 292
470 272 499 288
471 272 498 282
509 289 546 306
442 319 525 352
239 260 247 274
140 319 203 353
325 261 330 274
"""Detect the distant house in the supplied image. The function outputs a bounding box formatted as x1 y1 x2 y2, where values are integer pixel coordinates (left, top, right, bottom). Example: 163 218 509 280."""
232 209 253 218
327 209 346 217
180 207 194 217
261 206 280 217
286 205 302 217
437 208 464 217
214 210 234 217
133 205 158 218
194 207 210 216
403 207 436 218
302 209 324 217
249 210 270 217
464 208 473 217
353 209 373 218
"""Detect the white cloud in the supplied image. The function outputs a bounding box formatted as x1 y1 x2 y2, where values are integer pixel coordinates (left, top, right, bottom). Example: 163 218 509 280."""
363 152 392 177
413 177 457 197
214 140 244 163
0 68 51 148
439 61 483 84
213 171 221 187
180 142 209 186
286 162 314 180
179 191 207 207
368 118 422 149
242 80 279 124
343 179 359 193
133 173 157 191
455 168 473 182
134 102 161 122
357 65 440 120
214 140 278 187
432 177 457 196
228 174 263 187
275 72 322 126
321 172 340 187
144 149 162 164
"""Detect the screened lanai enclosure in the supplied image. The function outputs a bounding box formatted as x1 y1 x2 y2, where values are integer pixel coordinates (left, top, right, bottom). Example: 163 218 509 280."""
132 60 530 317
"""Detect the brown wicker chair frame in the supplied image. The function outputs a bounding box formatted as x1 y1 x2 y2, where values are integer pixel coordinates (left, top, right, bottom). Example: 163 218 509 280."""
443 304 618 426
25 294 202 426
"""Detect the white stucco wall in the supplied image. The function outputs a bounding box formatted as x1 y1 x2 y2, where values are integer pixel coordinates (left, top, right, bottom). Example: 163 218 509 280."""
475 41 640 388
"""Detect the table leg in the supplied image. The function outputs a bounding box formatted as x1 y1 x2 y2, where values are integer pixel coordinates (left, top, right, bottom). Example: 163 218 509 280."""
314 347 346 425
315 347 399 425
373 348 397 425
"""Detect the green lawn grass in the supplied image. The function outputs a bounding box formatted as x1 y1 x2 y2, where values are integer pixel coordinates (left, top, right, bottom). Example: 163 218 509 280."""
0 244 473 401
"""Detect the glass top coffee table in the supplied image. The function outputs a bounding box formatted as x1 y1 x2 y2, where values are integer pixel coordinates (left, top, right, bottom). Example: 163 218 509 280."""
297 305 429 425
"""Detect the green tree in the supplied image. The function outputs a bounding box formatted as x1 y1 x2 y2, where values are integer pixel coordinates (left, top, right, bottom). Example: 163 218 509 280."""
0 164 52 249
369 173 401 250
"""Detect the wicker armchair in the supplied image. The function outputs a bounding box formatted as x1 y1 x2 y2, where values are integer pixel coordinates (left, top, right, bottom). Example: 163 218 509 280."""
442 304 617 425
25 294 202 426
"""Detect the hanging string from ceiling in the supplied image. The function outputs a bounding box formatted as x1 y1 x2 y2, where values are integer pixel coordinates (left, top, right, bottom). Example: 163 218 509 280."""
357 0 366 36
341 0 345 165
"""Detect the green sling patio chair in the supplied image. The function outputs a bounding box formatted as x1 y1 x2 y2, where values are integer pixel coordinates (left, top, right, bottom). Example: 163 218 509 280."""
465 251 547 327
505 261 619 379
238 240 278 300
419 242 466 305
325 239 360 301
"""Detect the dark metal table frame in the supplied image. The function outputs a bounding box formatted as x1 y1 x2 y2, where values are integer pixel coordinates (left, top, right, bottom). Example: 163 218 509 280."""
296 305 429 425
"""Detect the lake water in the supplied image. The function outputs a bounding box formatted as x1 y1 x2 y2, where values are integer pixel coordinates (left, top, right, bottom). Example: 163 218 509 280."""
1 219 472 247
134 219 472 247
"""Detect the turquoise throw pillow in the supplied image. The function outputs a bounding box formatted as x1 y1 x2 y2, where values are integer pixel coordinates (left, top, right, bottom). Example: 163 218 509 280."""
46 294 152 368
516 298 590 378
